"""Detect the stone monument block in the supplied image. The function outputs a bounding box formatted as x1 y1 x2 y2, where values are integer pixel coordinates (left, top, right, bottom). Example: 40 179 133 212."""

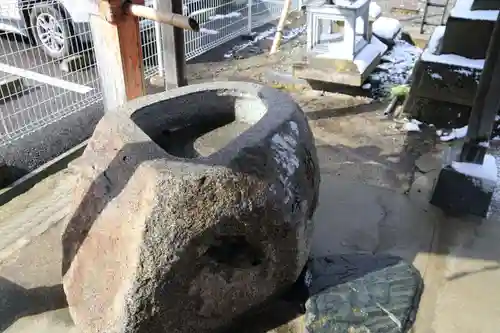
411 58 482 107
61 81 320 333
440 16 496 60
471 0 500 10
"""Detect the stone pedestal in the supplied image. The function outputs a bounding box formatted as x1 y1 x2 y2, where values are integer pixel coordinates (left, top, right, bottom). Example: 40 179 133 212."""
62 81 320 333
403 0 499 128
430 155 497 217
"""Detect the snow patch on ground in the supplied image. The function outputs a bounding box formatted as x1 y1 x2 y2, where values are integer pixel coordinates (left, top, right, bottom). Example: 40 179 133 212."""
199 28 218 35
209 11 242 21
369 39 422 98
452 154 498 183
439 126 468 142
223 25 306 59
403 119 421 132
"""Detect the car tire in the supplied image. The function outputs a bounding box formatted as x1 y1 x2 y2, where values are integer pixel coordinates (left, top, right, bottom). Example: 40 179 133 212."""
29 3 73 59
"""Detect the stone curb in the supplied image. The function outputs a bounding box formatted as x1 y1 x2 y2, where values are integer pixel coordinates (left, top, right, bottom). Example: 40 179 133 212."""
0 140 87 206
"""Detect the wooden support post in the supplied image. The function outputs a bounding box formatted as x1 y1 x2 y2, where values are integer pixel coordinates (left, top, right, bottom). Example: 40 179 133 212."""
157 0 188 89
90 0 146 112
460 11 500 164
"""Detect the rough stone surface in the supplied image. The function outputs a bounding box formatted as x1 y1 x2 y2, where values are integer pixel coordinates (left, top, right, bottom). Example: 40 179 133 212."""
404 95 472 129
411 59 481 107
61 81 320 333
304 254 423 333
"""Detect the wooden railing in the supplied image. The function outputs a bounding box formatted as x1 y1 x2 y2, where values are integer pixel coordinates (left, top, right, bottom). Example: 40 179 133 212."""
90 0 199 111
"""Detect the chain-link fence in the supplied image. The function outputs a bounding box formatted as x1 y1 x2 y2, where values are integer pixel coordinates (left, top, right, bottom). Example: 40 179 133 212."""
0 0 295 148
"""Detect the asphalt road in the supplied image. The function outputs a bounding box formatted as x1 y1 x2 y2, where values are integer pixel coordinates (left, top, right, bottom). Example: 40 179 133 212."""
0 2 280 183
0 32 104 180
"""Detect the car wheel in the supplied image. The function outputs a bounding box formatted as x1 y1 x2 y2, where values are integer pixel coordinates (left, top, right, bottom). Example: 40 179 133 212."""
29 4 73 59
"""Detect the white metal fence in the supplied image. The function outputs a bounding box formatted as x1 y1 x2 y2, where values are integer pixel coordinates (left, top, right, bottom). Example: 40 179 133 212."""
0 0 295 148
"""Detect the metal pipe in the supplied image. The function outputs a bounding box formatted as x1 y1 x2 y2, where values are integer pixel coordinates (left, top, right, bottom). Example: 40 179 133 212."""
124 3 200 31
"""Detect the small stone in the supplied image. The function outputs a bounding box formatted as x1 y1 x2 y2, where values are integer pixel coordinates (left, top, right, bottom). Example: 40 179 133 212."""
304 254 422 333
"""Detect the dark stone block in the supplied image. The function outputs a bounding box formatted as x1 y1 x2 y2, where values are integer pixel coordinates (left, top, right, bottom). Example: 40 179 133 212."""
403 55 482 129
412 58 482 107
430 165 495 217
304 254 423 333
441 17 495 59
404 95 472 129
471 0 500 10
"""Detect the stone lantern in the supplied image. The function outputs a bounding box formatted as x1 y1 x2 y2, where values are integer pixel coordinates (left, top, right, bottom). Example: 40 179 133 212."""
296 0 387 86
307 0 371 60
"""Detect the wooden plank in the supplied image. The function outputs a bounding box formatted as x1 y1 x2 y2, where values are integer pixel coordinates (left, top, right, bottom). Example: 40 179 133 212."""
157 0 188 89
90 0 145 112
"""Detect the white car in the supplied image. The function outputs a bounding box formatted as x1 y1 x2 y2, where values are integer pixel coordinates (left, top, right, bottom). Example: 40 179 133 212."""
0 0 154 59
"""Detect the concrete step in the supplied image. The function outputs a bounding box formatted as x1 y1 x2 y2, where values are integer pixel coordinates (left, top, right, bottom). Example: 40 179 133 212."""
440 0 499 59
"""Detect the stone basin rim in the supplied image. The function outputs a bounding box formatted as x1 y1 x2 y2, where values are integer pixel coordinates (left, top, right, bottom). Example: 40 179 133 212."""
110 81 304 164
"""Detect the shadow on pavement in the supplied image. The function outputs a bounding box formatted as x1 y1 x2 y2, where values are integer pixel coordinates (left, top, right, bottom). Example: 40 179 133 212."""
0 277 67 332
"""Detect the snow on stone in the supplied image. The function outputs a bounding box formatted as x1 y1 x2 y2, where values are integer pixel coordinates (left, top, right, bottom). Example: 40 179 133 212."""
431 73 443 80
452 154 498 183
453 68 475 77
369 39 421 97
199 28 218 35
208 11 242 21
369 2 382 19
403 119 421 132
362 83 371 89
372 17 401 40
354 36 387 73
422 26 485 70
223 25 306 59
450 0 499 21
271 121 300 204
440 125 468 142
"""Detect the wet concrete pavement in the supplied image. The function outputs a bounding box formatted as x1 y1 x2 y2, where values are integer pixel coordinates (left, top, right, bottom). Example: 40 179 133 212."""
1 103 500 332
